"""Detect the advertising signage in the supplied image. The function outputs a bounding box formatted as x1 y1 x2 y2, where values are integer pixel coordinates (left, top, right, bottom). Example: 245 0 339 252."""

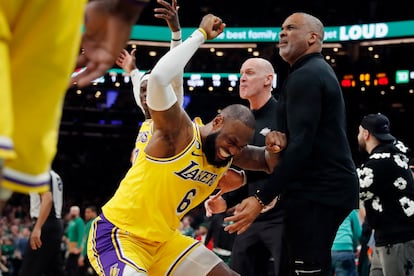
129 20 414 43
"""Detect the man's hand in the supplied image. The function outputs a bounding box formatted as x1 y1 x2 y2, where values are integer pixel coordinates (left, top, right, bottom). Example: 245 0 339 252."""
224 196 262 234
199 14 225 40
266 130 287 154
154 0 181 32
116 49 137 74
261 197 278 213
78 255 85 267
263 130 287 171
204 195 227 217
72 1 147 87
30 226 42 250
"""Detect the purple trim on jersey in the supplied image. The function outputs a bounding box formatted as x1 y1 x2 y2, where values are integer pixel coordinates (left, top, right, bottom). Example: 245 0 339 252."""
0 144 12 150
94 214 146 275
3 175 49 187
166 241 200 275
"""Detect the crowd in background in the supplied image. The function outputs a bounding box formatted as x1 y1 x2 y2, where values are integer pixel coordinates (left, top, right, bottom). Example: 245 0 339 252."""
0 197 97 276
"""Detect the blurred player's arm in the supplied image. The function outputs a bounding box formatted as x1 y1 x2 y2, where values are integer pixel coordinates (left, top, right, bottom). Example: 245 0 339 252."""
72 0 150 87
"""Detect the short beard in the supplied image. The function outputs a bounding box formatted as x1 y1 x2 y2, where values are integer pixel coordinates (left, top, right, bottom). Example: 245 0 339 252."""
357 140 366 153
203 132 231 168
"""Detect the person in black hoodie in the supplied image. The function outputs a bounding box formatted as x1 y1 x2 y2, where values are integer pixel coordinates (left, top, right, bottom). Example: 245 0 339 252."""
357 113 414 276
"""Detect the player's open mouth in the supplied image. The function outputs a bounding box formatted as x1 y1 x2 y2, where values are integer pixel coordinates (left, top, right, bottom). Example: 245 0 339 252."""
218 148 230 159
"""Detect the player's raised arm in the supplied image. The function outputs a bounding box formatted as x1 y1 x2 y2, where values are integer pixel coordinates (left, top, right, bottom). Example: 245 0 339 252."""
145 14 225 158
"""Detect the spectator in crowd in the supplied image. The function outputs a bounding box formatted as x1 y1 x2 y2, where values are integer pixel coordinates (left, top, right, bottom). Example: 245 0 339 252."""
180 215 195 238
409 158 414 178
195 223 213 250
1 235 15 275
64 205 85 276
357 113 414 275
13 226 30 272
78 205 98 276
357 209 373 276
330 209 362 276
204 211 236 266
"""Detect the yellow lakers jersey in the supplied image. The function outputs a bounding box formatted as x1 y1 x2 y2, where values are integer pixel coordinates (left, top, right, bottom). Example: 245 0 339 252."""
102 118 230 242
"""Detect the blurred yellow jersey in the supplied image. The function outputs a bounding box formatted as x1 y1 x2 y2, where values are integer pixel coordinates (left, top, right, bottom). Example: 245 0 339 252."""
0 0 86 194
102 117 230 242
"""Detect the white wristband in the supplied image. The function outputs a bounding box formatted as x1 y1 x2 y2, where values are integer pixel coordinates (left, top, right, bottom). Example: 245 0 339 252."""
172 30 182 41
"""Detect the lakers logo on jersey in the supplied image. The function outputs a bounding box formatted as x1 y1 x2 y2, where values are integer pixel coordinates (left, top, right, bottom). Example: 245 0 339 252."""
110 263 120 276
175 161 218 186
136 130 150 144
